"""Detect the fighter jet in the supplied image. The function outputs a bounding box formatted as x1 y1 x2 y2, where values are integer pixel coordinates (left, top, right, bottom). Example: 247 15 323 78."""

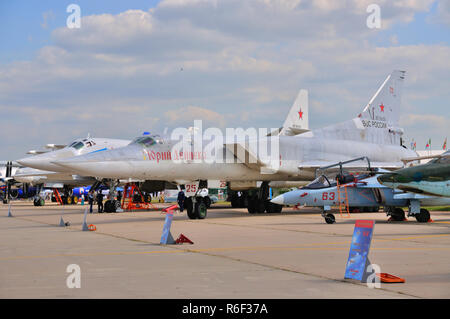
378 150 450 197
271 164 450 224
54 70 417 219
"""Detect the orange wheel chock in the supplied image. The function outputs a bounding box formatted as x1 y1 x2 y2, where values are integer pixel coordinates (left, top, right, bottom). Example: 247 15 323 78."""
88 224 97 231
376 273 405 283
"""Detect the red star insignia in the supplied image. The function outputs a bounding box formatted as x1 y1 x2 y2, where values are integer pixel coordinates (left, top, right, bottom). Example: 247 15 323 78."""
298 109 303 119
389 87 394 94
380 104 385 112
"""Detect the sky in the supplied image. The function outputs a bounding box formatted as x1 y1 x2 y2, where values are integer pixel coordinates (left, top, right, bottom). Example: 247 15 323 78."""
1 0 449 159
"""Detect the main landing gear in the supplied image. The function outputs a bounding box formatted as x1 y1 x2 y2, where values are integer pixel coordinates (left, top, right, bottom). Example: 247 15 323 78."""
387 203 431 223
247 182 283 214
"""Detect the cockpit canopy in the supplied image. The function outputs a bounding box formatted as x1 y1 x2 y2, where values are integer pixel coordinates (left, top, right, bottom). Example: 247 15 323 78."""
431 150 450 164
68 139 96 150
303 175 336 189
130 135 163 148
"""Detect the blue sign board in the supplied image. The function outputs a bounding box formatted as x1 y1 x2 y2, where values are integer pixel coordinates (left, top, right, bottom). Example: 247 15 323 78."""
160 211 174 244
344 220 375 281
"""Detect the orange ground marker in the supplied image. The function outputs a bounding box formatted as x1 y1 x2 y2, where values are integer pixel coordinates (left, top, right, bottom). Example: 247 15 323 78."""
376 273 405 283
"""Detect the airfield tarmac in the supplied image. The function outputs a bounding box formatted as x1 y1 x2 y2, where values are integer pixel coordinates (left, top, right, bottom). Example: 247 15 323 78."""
1 201 449 299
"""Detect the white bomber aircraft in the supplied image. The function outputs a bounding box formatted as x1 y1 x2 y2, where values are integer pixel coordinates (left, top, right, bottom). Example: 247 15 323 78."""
13 94 308 208
54 71 417 219
14 136 130 205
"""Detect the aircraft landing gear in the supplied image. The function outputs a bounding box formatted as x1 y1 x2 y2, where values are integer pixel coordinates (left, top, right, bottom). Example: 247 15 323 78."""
33 197 45 206
415 208 430 223
246 182 283 214
324 213 336 224
185 197 207 220
388 207 406 221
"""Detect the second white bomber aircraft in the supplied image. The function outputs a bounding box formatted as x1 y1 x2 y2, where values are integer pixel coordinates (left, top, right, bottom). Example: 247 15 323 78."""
54 71 417 219
15 136 130 204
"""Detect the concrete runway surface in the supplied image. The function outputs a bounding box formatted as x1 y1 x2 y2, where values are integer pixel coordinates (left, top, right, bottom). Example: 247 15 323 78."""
1 202 449 298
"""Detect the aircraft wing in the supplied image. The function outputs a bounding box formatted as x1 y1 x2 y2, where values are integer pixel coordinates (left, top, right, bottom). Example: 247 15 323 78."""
225 142 266 170
26 150 49 155
298 161 404 173
45 144 66 150
393 192 431 200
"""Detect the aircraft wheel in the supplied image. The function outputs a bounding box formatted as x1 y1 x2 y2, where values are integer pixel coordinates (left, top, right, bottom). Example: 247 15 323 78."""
204 196 211 208
273 203 283 213
231 195 239 208
415 209 430 223
104 200 111 213
265 201 282 213
325 214 336 224
195 201 207 219
40 198 45 206
247 199 257 214
265 201 274 213
114 200 121 211
185 198 195 219
10 189 18 199
66 196 72 205
33 198 39 206
391 208 405 221
255 200 266 214
72 196 78 205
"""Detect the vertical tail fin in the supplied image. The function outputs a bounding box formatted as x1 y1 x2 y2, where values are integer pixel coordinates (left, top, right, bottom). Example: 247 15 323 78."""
359 70 405 126
280 89 309 136
311 71 407 146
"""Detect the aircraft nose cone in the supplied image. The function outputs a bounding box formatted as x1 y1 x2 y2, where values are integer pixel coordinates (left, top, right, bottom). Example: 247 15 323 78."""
271 195 285 205
16 156 41 168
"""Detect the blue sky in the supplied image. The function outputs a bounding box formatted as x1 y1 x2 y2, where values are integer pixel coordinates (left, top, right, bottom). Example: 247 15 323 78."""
0 0 160 63
0 0 449 159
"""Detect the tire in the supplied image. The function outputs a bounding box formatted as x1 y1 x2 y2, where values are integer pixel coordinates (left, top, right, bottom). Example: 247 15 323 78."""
33 198 38 206
72 196 78 204
40 198 45 206
415 209 430 223
273 203 283 213
195 202 207 219
325 214 336 224
247 199 257 214
391 208 405 221
265 201 282 213
231 196 239 208
265 201 274 213
104 200 112 213
255 200 266 214
185 197 195 219
114 200 121 211
204 196 212 208
66 196 72 205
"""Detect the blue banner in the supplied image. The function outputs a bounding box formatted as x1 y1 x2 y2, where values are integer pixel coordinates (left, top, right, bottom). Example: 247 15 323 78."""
344 220 375 281
160 211 174 244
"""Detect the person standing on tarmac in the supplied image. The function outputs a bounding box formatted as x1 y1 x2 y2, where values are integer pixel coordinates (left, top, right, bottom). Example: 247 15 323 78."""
177 190 185 212
88 191 94 213
97 191 104 213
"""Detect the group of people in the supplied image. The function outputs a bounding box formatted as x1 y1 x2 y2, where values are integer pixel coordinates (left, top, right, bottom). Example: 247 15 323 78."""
87 190 104 213
86 190 122 213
